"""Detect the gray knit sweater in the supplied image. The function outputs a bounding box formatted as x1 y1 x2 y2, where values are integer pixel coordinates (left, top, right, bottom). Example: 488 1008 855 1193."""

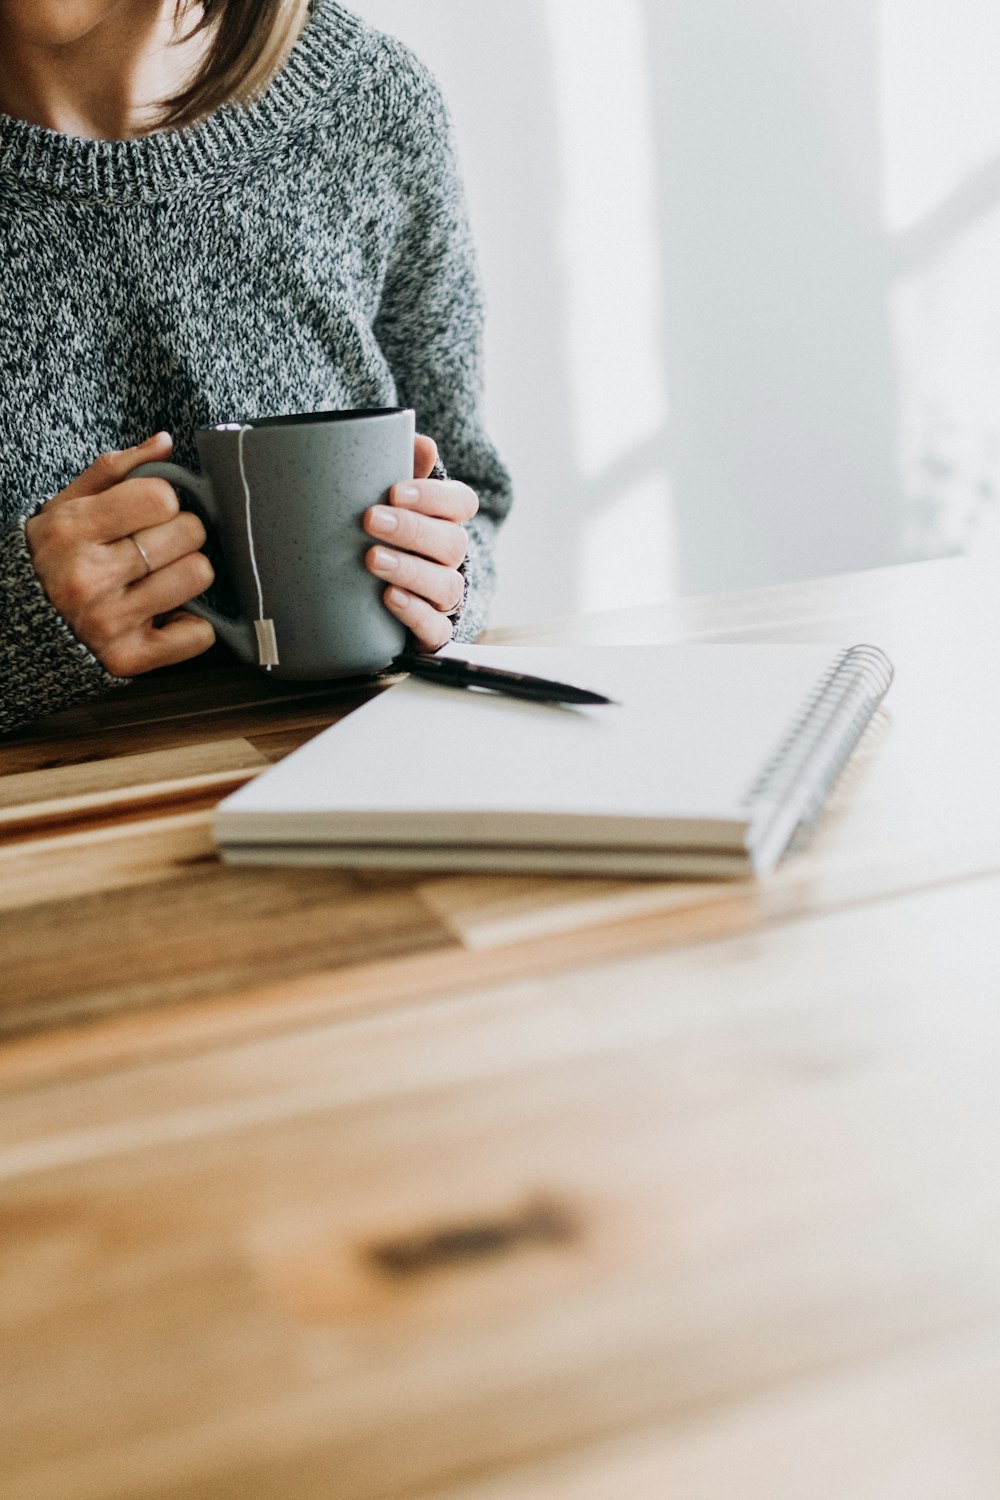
0 0 511 735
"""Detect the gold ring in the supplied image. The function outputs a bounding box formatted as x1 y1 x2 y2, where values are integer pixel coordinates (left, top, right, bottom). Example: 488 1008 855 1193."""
130 535 153 577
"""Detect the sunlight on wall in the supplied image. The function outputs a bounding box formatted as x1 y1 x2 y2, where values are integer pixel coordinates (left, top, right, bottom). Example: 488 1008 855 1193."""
543 0 669 481
880 0 1000 557
580 471 678 614
890 209 1000 557
879 0 1000 233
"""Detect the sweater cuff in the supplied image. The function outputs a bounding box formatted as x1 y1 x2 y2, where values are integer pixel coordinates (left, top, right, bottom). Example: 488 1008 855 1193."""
452 513 497 643
0 519 128 735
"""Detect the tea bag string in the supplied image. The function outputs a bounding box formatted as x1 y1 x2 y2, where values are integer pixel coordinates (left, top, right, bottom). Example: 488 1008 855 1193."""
235 425 279 670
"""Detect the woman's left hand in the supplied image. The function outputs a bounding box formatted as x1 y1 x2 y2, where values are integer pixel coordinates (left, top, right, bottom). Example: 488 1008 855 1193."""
363 435 479 651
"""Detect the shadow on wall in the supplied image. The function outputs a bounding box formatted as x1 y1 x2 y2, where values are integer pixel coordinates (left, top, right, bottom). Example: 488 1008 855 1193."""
645 0 903 595
351 0 912 619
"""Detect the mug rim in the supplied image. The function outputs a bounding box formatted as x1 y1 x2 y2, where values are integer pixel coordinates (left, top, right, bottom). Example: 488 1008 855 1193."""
205 407 411 433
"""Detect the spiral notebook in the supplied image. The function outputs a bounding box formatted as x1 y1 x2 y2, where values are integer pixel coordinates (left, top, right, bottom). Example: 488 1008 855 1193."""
214 643 894 877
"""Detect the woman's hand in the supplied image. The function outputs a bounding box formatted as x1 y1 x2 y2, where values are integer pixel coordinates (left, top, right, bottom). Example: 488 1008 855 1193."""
24 432 217 678
363 434 479 651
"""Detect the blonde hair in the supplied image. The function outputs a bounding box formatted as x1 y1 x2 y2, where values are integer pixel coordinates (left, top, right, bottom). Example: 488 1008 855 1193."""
161 0 311 129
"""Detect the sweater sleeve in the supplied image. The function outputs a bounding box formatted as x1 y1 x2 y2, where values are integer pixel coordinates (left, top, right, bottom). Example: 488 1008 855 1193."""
0 518 126 735
372 48 512 642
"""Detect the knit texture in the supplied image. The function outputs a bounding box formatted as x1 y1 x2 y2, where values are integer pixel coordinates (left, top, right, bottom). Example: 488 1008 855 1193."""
0 0 511 735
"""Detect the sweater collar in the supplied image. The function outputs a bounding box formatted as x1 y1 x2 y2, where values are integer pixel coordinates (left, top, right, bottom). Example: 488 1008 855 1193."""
0 0 367 204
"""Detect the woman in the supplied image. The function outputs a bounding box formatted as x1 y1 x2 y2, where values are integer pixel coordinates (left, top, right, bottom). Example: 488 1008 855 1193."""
0 0 511 733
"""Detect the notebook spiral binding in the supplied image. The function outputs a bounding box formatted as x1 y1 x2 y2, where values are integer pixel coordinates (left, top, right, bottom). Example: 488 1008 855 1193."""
744 644 895 835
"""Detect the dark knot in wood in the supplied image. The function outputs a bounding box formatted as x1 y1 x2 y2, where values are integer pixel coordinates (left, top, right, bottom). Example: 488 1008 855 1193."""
365 1195 578 1279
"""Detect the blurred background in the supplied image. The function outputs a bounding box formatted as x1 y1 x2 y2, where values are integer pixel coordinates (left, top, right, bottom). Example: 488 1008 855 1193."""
353 0 1000 625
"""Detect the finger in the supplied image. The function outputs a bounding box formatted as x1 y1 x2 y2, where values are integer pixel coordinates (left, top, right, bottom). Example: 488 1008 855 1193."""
99 613 216 678
110 510 207 585
123 551 214 622
388 477 479 523
74 476 181 545
383 587 454 651
364 506 469 567
146 612 217 667
366 547 465 612
52 432 173 505
413 434 439 480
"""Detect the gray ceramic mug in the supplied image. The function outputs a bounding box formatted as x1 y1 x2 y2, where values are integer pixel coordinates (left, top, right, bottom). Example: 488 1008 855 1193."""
131 407 415 680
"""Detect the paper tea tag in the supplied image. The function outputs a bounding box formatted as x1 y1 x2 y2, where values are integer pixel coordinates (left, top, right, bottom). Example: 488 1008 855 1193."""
254 618 280 668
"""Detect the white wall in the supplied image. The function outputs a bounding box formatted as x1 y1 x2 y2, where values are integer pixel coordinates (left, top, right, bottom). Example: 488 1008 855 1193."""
352 0 1000 624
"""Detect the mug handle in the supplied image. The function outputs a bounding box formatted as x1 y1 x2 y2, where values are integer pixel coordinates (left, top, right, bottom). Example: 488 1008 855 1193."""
130 461 258 665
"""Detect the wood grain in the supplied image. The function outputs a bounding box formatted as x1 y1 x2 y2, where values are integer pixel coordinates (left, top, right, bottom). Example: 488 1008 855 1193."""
0 862 453 1040
0 662 387 776
3 557 999 1061
0 738 267 833
422 1333 1000 1500
0 875 755 1085
0 808 218 915
3 875 1000 1499
4 558 1000 1500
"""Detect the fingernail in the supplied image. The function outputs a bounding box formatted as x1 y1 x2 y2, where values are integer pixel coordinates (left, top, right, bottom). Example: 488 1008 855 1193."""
372 547 398 575
393 484 421 504
368 506 399 535
388 587 411 610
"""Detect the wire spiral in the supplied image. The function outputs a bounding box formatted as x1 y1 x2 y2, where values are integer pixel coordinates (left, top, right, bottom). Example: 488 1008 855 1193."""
744 644 895 835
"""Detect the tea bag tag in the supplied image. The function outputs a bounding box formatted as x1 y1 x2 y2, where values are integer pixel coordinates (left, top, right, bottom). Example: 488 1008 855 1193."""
254 619 280 668
227 421 279 672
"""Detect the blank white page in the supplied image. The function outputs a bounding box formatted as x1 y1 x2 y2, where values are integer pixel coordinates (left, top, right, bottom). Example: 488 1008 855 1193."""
217 644 843 846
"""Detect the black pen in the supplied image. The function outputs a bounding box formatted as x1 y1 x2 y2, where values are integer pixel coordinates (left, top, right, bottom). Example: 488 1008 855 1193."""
396 653 615 706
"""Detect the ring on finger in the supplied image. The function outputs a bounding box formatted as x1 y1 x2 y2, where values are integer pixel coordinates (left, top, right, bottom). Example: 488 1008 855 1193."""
129 534 153 577
448 567 468 621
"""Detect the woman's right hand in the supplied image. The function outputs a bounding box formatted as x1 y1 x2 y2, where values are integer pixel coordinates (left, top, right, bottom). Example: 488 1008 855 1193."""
24 432 217 678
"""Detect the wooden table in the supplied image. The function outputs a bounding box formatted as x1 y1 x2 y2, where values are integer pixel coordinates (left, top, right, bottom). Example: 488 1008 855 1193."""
3 557 1000 1499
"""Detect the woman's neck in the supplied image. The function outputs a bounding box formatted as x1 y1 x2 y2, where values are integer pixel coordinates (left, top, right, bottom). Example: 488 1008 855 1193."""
0 0 211 139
